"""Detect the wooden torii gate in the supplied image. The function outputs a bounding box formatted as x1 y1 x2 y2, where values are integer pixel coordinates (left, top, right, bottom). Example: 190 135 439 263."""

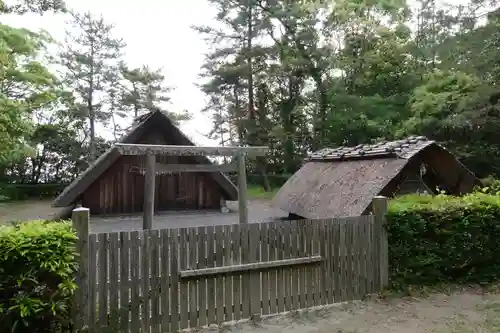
115 143 269 229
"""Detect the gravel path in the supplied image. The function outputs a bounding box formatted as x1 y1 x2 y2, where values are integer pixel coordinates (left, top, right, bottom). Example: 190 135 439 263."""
0 200 63 223
89 200 287 234
0 199 288 232
200 287 500 333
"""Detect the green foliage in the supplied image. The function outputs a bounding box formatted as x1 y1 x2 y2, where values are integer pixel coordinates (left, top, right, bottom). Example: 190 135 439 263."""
387 193 500 288
0 220 78 333
0 0 66 14
247 185 280 200
0 24 59 165
0 183 67 201
478 176 500 195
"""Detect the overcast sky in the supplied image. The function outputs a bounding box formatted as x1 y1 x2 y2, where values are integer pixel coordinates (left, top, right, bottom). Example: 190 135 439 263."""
2 0 218 144
2 0 475 146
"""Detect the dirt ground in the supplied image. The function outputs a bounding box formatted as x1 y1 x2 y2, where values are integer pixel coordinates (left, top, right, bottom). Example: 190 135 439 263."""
89 199 287 233
0 199 288 232
0 199 62 223
201 287 500 333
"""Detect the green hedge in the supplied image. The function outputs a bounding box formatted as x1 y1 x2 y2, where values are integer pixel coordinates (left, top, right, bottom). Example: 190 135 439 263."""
0 220 78 333
0 183 68 201
387 193 500 288
479 176 500 195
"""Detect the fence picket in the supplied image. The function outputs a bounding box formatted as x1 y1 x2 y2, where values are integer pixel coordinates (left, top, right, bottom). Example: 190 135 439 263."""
97 233 108 329
150 230 160 333
169 228 180 331
223 225 234 322
141 231 150 332
353 219 361 300
119 232 130 333
129 231 141 332
160 229 171 333
249 223 261 318
312 221 320 306
290 220 300 310
88 234 98 333
206 225 216 325
282 221 291 311
197 226 208 327
179 228 188 329
260 222 270 315
188 228 199 329
325 219 334 304
215 225 225 324
268 222 278 314
359 217 367 298
305 220 314 307
231 224 242 321
240 223 251 318
319 220 328 305
298 220 307 309
108 233 119 330
276 223 285 313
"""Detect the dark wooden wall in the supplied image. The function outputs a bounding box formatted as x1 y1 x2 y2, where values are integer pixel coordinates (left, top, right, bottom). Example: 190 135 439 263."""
394 165 432 196
419 145 480 194
80 129 225 215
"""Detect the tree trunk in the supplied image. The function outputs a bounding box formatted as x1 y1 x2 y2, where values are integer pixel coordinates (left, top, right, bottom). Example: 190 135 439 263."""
88 40 97 162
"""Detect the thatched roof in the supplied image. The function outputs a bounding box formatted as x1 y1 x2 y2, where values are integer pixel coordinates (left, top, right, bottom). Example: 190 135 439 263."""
272 136 480 219
52 111 238 207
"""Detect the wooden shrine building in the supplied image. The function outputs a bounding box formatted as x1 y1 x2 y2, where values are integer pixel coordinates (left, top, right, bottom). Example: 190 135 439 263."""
52 111 252 216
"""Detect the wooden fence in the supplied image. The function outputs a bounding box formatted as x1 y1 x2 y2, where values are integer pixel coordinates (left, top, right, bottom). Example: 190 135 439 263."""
71 196 389 333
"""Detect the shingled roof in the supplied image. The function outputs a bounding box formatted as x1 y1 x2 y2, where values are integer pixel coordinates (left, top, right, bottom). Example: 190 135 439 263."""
307 136 432 161
272 136 480 219
52 110 238 207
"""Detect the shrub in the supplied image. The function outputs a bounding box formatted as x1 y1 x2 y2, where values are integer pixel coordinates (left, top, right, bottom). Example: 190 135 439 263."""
479 176 500 195
387 193 500 288
0 220 78 333
0 183 68 201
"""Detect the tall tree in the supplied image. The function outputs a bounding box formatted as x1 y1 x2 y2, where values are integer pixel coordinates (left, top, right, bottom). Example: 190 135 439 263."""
60 11 125 162
0 0 66 14
120 64 190 124
0 25 60 165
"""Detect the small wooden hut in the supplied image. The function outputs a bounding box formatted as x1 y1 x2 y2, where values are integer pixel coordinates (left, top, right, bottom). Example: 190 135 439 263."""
272 136 481 219
52 111 238 215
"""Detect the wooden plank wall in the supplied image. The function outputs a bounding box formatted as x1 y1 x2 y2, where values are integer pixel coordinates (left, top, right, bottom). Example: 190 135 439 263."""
82 155 223 215
85 216 383 333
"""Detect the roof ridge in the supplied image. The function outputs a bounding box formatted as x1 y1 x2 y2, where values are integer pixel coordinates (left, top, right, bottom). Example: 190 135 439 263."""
307 136 432 162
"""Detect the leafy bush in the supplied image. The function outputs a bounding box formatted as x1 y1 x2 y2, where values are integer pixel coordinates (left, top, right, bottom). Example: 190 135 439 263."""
387 193 500 288
0 220 78 333
479 176 500 195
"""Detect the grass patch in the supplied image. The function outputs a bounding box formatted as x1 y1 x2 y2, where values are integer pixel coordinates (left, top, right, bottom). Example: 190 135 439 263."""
247 185 280 200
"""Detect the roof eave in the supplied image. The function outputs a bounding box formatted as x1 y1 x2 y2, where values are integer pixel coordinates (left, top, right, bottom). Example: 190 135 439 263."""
51 147 122 207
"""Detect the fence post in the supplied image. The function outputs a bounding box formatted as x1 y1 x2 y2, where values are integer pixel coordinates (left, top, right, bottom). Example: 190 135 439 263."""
72 207 90 331
372 196 389 289
237 151 249 224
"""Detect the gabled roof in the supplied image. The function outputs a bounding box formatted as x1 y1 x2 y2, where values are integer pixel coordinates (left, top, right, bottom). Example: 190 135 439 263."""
52 111 238 207
272 136 480 219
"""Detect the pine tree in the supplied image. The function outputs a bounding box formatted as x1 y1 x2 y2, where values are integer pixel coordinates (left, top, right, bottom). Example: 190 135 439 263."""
120 63 190 124
60 11 125 162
